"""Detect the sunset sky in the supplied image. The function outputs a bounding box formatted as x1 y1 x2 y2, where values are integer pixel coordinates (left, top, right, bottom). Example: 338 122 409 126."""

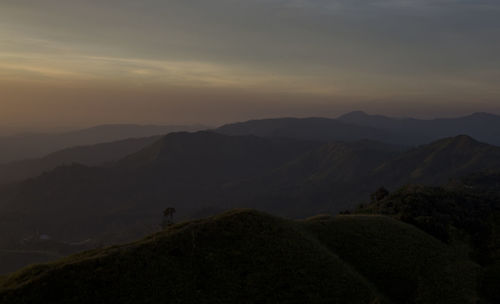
1 0 499 131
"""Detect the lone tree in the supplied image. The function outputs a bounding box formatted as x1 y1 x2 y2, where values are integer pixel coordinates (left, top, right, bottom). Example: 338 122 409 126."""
162 207 176 228
371 187 389 203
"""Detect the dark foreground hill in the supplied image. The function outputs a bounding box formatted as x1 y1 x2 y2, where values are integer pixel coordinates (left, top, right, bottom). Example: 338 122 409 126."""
356 172 500 302
0 210 479 304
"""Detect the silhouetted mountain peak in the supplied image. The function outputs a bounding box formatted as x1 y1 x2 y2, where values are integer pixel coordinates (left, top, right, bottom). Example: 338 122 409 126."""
430 134 481 150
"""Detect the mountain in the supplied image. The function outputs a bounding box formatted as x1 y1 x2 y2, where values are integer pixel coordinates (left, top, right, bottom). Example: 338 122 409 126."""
223 140 404 216
2 133 500 274
2 134 499 248
216 117 404 144
0 131 320 249
0 124 206 164
223 135 500 216
216 112 500 147
0 136 161 184
0 210 479 303
338 111 500 146
372 135 500 187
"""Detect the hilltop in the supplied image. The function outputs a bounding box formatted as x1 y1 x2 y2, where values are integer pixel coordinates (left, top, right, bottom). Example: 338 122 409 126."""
356 173 500 302
0 210 479 304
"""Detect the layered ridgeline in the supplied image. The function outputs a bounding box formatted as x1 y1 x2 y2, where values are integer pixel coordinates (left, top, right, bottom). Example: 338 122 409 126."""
0 132 321 250
0 124 205 164
2 133 500 259
217 112 500 146
0 210 479 304
225 135 500 216
0 136 161 184
338 111 500 146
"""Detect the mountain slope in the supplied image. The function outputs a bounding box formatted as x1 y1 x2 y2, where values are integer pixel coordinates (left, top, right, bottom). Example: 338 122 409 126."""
0 132 320 247
224 140 403 216
0 136 161 184
0 124 205 164
2 133 500 275
0 210 479 304
372 135 500 186
356 174 500 302
225 135 500 216
338 111 500 146
216 117 403 144
217 112 500 147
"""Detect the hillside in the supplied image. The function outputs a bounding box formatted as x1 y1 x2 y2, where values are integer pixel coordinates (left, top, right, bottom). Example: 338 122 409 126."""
356 174 500 302
223 135 500 216
2 133 500 274
0 124 204 164
372 135 500 186
216 117 404 144
0 210 479 303
223 140 403 216
0 136 161 184
338 111 500 146
0 132 320 249
217 112 500 147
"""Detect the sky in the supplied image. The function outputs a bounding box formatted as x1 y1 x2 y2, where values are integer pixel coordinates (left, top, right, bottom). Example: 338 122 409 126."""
1 0 499 131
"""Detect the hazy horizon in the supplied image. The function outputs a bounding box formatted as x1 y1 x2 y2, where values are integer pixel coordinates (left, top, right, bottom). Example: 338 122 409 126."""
1 108 500 137
1 0 500 132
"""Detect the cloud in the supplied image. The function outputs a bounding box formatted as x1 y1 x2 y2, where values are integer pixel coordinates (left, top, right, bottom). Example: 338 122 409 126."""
0 0 499 126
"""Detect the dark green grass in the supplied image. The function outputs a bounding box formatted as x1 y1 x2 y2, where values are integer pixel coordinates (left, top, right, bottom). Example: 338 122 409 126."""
304 214 480 303
0 210 481 304
0 210 382 304
0 250 63 275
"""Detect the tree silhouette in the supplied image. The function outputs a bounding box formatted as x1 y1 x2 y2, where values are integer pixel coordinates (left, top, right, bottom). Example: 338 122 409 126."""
371 187 389 203
162 207 176 228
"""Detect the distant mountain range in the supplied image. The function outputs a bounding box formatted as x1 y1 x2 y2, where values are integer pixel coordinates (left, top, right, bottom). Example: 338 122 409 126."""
217 111 500 146
338 111 500 145
2 131 500 255
0 124 206 164
2 112 500 276
0 136 161 184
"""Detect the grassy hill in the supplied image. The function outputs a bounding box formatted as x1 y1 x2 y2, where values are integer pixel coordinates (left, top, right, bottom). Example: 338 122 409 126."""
0 250 64 276
0 210 480 303
356 174 500 302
